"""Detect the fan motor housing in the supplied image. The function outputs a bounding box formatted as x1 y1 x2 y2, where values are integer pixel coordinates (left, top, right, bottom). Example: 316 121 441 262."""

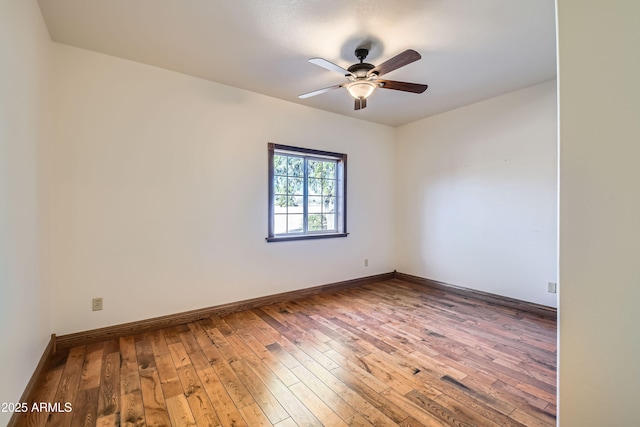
348 47 376 77
347 62 375 77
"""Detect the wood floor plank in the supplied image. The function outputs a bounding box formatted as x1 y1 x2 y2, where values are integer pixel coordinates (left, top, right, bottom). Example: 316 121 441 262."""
134 339 156 371
221 349 289 424
22 354 66 427
95 413 119 427
147 329 171 356
545 402 557 417
360 352 421 395
201 344 255 409
184 323 224 367
273 418 298 427
168 341 191 368
176 364 222 427
431 352 499 387
324 339 371 369
79 342 103 390
514 381 556 405
165 393 197 427
119 336 141 395
26 279 556 427
163 325 187 345
509 407 557 427
327 355 389 394
289 363 356 422
47 346 85 427
288 380 348 427
382 388 468 427
344 412 376 427
271 341 349 395
223 334 324 426
120 390 145 427
239 331 300 387
332 365 408 424
69 387 99 427
197 366 248 427
432 393 504 427
262 341 300 370
459 350 556 395
255 308 340 372
406 375 523 426
139 367 172 427
154 351 184 399
97 350 120 417
188 321 215 349
338 387 401 427
492 379 551 411
238 402 272 426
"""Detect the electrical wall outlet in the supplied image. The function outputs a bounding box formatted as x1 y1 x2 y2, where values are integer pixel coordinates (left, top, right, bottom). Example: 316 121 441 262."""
364 259 369 267
547 282 557 294
92 297 103 311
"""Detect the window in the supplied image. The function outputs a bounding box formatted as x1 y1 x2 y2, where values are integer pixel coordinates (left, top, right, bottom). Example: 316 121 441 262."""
267 143 347 242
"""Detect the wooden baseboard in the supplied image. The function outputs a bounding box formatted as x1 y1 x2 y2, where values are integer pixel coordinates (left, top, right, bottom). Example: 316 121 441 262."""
56 272 396 349
8 334 56 427
394 272 557 320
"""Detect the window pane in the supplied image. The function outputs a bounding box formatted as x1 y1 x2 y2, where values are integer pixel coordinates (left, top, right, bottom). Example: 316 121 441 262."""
274 155 288 175
322 161 336 179
308 214 325 231
288 157 304 177
274 196 288 212
322 179 335 197
324 196 335 213
274 176 288 195
308 160 323 178
308 178 322 195
324 214 336 231
288 196 303 213
288 178 304 195
309 196 322 214
274 214 287 234
287 214 303 233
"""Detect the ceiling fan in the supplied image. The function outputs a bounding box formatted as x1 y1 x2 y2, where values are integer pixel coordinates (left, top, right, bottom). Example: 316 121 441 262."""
299 48 428 110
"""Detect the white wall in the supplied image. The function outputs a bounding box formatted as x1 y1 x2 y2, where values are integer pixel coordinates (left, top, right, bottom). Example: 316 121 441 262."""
49 44 396 335
0 0 52 423
395 81 558 307
558 0 640 424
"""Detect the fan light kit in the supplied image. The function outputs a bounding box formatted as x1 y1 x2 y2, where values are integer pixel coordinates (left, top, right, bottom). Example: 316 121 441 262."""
346 80 377 99
299 47 428 110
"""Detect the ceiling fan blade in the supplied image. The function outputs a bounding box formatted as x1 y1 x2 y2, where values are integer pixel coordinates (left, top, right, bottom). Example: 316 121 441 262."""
309 58 354 76
378 79 428 94
298 84 344 99
371 49 421 76
354 98 367 110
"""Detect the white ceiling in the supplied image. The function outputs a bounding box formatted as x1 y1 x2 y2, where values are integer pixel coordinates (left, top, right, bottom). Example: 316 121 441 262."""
37 0 557 127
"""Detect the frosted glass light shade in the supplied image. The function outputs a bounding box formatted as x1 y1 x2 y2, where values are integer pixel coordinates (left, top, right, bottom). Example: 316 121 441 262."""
346 80 377 99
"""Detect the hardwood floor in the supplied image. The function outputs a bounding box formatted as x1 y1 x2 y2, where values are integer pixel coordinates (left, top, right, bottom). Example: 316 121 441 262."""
22 279 556 426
